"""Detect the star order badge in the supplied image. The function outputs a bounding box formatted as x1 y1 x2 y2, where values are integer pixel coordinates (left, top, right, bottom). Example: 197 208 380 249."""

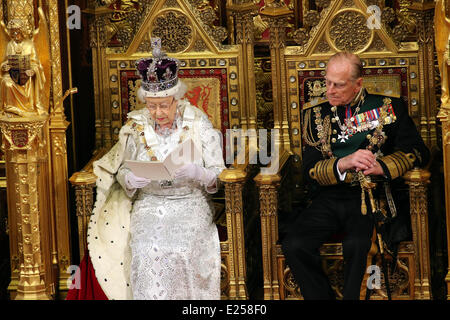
338 133 349 143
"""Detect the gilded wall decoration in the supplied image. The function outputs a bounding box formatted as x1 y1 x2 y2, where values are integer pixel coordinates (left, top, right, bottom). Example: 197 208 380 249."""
315 0 331 8
328 10 372 52
151 11 193 53
185 0 228 47
367 34 387 52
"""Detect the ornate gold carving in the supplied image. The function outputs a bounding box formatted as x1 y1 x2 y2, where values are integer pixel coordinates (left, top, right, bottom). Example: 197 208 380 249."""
260 5 292 151
0 6 50 117
185 0 228 47
192 39 207 52
89 0 157 50
292 28 308 46
6 0 34 37
303 10 320 27
315 0 331 8
257 180 280 300
255 58 273 130
220 262 230 298
367 34 387 52
283 267 302 298
0 115 51 299
0 117 46 150
151 11 193 53
381 7 396 24
221 176 248 299
328 10 372 53
396 0 416 35
342 0 354 7
404 168 432 299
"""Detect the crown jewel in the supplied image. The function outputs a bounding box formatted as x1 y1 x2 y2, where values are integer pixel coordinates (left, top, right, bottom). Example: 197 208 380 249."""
135 38 180 94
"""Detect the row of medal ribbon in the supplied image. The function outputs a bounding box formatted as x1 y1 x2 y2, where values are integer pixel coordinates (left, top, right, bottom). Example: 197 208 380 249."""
343 104 396 137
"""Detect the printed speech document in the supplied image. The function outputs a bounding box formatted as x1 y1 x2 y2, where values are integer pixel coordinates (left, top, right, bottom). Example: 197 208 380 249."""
125 138 201 180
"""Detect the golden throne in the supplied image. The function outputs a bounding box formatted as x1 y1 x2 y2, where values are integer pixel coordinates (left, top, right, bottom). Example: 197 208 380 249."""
256 0 433 300
69 0 261 300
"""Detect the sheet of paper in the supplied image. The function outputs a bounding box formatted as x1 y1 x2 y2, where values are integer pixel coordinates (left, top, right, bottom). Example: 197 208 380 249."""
125 160 172 180
124 138 202 180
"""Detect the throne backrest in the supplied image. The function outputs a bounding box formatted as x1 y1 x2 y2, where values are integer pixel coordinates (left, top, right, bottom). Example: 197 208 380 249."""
92 0 243 152
287 56 420 163
283 0 421 162
115 59 234 138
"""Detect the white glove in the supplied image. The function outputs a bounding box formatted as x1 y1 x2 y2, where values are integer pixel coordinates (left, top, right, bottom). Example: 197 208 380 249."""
124 171 151 189
174 163 216 187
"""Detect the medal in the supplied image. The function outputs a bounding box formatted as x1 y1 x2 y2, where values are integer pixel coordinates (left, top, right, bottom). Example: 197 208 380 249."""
338 132 349 143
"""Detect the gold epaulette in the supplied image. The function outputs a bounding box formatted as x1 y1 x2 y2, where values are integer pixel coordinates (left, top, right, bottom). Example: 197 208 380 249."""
302 96 329 110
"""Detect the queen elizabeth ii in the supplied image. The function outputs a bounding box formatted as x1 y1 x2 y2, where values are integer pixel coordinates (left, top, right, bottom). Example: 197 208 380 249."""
86 40 225 300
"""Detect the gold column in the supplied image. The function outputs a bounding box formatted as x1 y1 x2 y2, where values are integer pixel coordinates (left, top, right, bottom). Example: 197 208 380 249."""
87 10 113 149
220 168 248 299
260 2 292 152
48 102 73 297
254 174 280 300
435 0 450 300
438 109 450 300
69 172 96 259
0 115 52 300
404 168 432 299
411 1 439 149
47 0 74 297
227 1 259 131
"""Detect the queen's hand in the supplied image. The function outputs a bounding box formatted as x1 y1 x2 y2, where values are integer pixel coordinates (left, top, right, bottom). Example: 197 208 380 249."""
125 171 151 189
174 163 216 187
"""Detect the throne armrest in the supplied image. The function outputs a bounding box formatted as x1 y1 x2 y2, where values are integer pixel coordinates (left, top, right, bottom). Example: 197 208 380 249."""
69 148 107 259
402 167 432 299
254 148 292 300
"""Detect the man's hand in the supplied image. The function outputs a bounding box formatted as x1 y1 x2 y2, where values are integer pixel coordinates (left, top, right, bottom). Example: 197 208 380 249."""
362 160 384 176
1 64 10 72
337 149 384 176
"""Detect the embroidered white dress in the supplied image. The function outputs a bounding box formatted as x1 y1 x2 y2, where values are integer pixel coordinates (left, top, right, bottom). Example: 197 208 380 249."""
113 103 224 300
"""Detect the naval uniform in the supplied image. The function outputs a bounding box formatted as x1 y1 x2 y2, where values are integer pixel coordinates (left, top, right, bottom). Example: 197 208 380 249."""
281 89 430 300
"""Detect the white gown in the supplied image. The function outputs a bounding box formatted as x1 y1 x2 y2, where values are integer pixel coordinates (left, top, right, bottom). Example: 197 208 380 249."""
115 106 225 300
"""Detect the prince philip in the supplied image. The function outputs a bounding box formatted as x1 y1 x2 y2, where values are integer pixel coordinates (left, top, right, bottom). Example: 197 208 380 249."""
282 52 430 300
